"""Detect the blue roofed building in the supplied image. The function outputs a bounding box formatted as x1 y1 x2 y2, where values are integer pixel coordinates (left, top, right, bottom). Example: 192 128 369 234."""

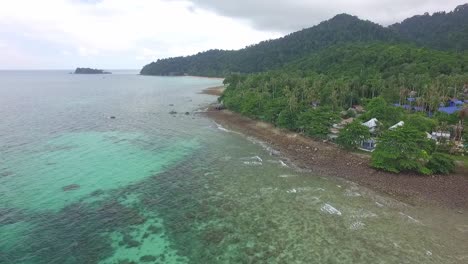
395 97 466 115
447 98 464 107
438 106 461 114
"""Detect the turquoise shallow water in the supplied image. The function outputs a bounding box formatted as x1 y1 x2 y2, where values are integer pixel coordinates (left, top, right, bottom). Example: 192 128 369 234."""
0 71 467 263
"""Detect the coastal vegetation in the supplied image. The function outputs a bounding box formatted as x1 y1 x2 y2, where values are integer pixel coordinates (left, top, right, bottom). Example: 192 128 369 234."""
336 121 371 150
142 4 468 175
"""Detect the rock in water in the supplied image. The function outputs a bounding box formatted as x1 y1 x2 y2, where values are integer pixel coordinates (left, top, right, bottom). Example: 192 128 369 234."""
74 67 111 74
62 184 80 192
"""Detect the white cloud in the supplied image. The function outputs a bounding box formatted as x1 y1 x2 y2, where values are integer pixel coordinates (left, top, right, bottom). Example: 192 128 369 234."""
173 0 467 31
0 0 464 69
0 0 280 69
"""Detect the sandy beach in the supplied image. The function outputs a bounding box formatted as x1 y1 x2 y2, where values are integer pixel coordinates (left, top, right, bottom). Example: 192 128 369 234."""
201 88 468 211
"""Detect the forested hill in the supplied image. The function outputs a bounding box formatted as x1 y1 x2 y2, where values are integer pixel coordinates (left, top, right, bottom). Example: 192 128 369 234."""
140 14 398 77
140 4 468 77
390 4 468 51
221 43 468 114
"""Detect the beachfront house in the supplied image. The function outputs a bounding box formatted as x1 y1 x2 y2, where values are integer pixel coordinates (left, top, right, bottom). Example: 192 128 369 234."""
359 118 379 152
438 98 465 114
360 138 377 152
431 131 451 142
362 118 379 134
358 119 406 152
394 96 466 115
448 98 464 107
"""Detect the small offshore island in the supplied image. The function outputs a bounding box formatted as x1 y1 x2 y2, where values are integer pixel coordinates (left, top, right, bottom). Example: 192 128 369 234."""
73 67 111 74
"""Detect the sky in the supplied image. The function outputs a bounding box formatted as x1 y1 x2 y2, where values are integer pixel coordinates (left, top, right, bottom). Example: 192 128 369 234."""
0 0 466 69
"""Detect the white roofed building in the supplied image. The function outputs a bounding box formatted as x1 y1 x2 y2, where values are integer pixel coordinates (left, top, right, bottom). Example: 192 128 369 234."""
389 121 404 130
362 118 379 134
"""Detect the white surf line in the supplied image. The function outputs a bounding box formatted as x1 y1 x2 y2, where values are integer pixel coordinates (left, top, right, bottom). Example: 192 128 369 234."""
399 212 423 224
243 161 262 166
214 122 230 132
321 203 342 216
279 160 289 167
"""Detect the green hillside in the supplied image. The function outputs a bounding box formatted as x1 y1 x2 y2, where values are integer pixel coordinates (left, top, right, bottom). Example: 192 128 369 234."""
141 14 398 77
141 4 468 77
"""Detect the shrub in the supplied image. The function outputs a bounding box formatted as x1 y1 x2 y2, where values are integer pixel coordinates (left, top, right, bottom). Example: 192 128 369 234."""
371 126 434 174
336 121 371 150
277 109 298 130
427 153 456 174
404 113 437 132
297 107 339 138
360 97 404 128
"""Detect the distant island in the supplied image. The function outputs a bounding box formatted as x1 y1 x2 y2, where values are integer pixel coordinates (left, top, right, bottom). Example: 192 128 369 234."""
74 68 111 74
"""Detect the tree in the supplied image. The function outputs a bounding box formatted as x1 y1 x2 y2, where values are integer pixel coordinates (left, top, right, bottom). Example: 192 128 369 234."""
427 153 456 174
277 109 298 130
371 126 435 174
336 121 371 149
297 107 339 138
360 97 404 128
404 113 437 132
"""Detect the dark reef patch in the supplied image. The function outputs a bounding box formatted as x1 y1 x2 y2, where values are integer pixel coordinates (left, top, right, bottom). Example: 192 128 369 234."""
0 208 26 225
139 255 157 262
0 171 13 178
62 184 80 192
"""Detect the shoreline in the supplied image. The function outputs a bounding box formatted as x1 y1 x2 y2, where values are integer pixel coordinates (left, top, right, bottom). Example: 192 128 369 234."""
188 76 224 80
200 91 468 211
200 86 225 96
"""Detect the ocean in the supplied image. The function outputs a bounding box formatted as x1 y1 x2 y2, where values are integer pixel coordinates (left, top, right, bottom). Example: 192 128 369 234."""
0 71 466 263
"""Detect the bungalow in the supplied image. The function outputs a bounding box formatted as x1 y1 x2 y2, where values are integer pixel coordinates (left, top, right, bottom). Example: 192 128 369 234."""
438 98 465 114
393 103 424 112
362 118 379 134
447 98 464 107
438 106 460 114
426 132 433 139
359 118 379 152
359 120 405 152
360 138 377 152
431 131 451 141
389 121 404 130
394 97 466 115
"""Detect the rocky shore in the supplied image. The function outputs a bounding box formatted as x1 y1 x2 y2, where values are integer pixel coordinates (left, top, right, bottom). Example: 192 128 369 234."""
201 88 468 211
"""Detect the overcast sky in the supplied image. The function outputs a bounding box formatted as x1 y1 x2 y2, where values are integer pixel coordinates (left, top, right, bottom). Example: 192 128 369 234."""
0 0 465 69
